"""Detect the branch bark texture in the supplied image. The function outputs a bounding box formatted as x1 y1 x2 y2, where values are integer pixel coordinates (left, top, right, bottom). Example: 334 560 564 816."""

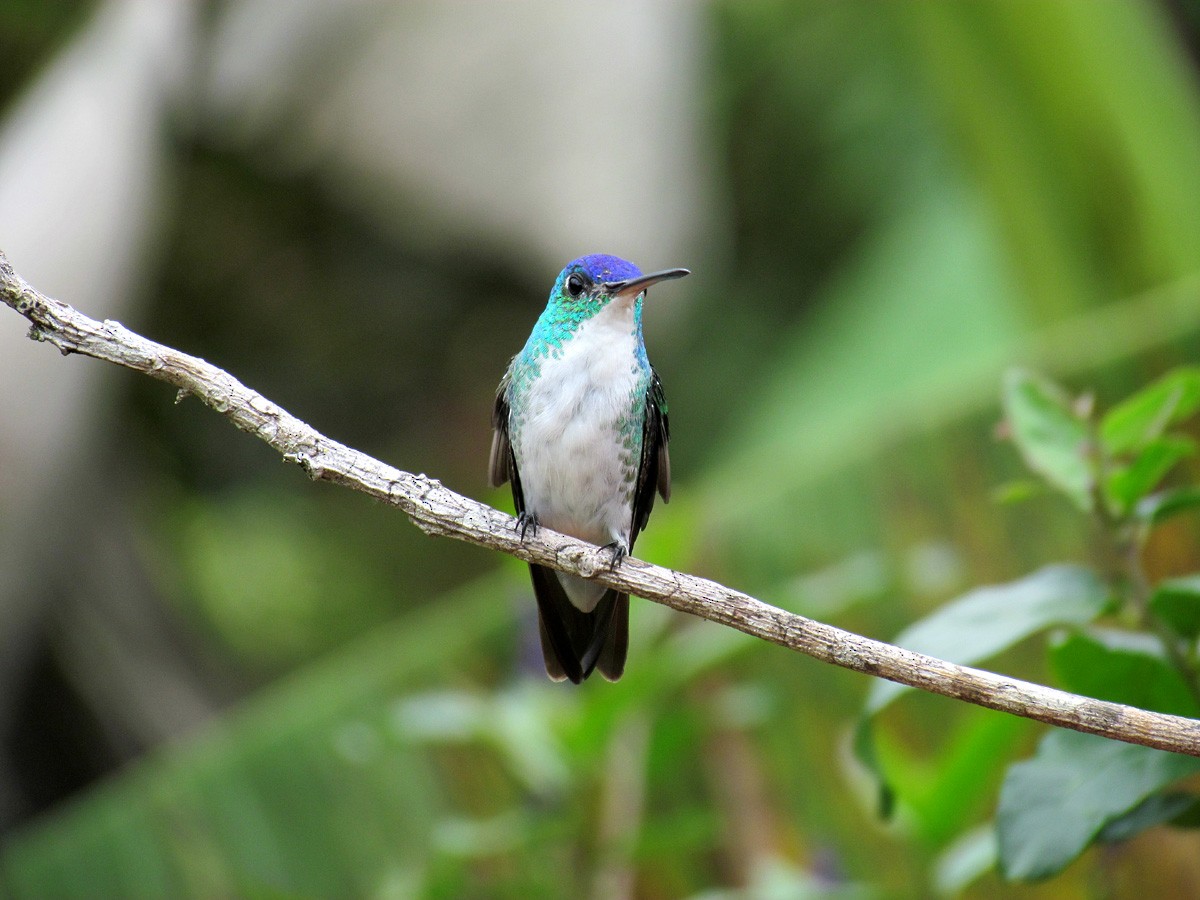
4 250 1200 757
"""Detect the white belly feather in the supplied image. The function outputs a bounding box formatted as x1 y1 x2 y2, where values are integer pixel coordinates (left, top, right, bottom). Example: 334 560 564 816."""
512 300 642 610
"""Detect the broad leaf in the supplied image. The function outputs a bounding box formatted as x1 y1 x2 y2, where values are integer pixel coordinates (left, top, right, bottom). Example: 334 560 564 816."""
1040 625 1200 856
857 565 1106 818
1100 366 1200 457
1150 576 1200 641
1138 486 1200 527
997 730 1200 880
1049 627 1200 717
866 564 1109 715
1001 369 1092 511
1097 792 1200 843
1106 436 1196 514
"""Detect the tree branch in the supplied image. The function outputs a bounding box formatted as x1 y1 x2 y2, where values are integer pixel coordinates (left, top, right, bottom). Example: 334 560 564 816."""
4 249 1200 757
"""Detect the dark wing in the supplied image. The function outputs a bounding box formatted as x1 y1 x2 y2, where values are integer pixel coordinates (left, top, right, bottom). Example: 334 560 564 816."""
488 372 524 515
629 367 670 549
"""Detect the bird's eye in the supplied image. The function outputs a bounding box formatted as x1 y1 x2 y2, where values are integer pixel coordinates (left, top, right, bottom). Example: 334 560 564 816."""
566 273 586 297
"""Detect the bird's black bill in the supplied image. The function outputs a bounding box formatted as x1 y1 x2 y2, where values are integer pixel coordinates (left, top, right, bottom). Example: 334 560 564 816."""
604 267 690 298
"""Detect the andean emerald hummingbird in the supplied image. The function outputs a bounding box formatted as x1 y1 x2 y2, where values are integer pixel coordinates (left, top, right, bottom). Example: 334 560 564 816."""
490 254 689 682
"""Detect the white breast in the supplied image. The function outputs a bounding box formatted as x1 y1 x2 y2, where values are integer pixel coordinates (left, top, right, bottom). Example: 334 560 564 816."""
513 299 643 608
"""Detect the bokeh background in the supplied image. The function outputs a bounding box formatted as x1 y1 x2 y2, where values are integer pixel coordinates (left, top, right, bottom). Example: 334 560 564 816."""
3 0 1200 897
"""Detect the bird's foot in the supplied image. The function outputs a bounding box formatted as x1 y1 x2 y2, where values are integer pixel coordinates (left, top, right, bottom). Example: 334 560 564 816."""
516 511 540 541
600 540 628 570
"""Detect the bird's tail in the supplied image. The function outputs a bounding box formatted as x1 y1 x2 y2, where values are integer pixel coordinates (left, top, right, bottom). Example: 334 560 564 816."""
529 564 628 683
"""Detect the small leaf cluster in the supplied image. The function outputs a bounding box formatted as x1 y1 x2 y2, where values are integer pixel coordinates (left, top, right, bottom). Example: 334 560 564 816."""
1008 367 1200 519
859 366 1200 887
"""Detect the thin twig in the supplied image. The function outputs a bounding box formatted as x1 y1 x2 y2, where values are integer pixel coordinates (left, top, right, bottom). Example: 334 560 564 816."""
4 250 1200 757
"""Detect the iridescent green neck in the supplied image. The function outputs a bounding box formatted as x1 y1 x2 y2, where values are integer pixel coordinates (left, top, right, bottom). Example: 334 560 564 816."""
523 292 642 358
507 293 645 396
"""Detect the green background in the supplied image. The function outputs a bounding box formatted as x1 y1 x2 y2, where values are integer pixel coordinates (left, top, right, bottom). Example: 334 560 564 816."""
3 1 1200 896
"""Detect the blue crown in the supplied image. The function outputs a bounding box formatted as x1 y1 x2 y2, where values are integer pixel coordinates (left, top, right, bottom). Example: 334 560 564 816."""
569 254 642 284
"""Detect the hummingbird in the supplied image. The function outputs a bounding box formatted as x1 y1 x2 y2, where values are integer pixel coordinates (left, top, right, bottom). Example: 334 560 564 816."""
489 254 689 683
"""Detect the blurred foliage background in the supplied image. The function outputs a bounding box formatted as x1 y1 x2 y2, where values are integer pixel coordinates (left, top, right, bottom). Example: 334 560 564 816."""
3 0 1200 897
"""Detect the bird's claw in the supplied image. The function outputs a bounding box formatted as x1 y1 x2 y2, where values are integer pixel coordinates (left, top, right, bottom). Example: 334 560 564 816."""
516 511 539 541
601 541 628 570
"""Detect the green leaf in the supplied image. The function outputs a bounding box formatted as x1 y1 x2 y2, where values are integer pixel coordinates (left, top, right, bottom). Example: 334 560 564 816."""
1105 436 1196 514
933 825 997 896
1100 366 1200 457
1097 792 1200 843
1002 369 1093 510
1150 576 1200 641
1138 486 1200 527
872 709 1026 842
991 479 1046 505
997 730 1200 880
393 686 571 796
851 720 895 819
866 564 1109 715
1171 797 1200 828
857 567 1101 828
1049 628 1200 717
0 575 519 898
